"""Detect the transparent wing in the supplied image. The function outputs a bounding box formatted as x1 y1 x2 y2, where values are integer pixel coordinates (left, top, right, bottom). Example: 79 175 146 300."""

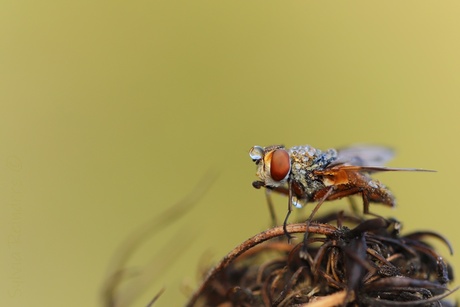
323 165 436 174
333 145 395 167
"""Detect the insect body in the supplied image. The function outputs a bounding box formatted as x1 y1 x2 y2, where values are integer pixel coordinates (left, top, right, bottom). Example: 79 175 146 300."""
249 144 432 245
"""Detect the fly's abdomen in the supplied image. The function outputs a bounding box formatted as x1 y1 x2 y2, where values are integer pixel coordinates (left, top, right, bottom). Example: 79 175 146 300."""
365 179 396 207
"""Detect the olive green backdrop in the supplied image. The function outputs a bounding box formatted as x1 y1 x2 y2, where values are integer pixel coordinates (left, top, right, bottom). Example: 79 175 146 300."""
1 1 459 306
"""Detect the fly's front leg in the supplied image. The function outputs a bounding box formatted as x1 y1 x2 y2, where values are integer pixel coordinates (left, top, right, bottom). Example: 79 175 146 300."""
283 180 295 242
264 189 278 227
253 180 288 227
253 180 278 227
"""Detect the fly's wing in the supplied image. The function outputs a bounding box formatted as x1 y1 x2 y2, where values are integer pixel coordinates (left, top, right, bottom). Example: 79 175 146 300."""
330 165 436 173
314 165 435 188
333 145 395 167
332 145 435 172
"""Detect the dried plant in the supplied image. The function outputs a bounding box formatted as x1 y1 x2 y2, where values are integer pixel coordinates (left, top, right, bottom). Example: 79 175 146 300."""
186 211 457 306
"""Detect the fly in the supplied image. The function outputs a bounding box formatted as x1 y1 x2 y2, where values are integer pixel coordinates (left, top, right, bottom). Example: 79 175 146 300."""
249 144 434 257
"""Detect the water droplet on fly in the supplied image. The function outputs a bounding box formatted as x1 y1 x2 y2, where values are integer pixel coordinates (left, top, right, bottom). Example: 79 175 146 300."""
292 197 303 208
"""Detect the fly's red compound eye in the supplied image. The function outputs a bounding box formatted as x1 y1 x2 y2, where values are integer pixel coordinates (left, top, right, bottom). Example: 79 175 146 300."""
270 149 290 181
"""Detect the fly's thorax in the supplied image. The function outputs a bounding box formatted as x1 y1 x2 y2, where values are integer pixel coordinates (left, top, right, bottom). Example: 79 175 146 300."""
286 146 339 200
287 146 338 185
288 146 338 169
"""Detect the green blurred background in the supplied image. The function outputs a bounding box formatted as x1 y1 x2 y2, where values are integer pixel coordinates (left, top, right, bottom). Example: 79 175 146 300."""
1 1 459 306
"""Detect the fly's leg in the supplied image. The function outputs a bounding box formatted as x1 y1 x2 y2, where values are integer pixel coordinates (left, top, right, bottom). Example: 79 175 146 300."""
283 181 295 242
282 210 294 242
362 192 380 217
264 189 278 227
254 180 286 228
361 191 390 225
299 186 336 259
362 192 370 215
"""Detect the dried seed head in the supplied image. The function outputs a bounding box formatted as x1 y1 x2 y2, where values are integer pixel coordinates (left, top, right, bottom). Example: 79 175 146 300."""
187 211 457 307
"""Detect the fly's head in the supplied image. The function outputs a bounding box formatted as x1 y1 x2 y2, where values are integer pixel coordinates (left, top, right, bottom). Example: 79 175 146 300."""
249 145 291 188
